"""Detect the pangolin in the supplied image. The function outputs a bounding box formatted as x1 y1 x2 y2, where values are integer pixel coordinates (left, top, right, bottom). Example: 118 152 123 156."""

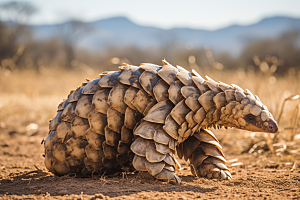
44 60 278 184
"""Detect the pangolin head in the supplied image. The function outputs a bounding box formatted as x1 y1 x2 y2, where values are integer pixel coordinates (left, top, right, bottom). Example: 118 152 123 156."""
219 86 278 133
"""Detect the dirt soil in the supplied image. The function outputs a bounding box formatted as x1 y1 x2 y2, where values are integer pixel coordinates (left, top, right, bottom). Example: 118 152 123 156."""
0 126 299 200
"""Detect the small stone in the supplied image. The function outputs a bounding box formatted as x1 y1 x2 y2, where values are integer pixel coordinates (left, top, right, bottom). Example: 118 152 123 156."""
36 190 41 195
58 190 68 196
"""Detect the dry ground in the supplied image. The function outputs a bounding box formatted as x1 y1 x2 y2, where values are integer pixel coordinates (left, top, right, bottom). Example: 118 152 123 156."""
0 127 299 200
0 68 300 199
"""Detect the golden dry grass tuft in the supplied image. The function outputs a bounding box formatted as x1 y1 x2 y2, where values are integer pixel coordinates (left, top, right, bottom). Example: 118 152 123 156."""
0 68 98 128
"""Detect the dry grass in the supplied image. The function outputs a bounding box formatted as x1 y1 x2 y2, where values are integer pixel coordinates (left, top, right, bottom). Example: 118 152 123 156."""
0 68 100 128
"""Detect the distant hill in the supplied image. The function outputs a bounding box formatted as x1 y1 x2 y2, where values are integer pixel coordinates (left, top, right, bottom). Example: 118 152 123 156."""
31 16 300 55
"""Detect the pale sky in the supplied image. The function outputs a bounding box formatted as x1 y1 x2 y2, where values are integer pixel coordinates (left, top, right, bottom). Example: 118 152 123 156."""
1 0 300 30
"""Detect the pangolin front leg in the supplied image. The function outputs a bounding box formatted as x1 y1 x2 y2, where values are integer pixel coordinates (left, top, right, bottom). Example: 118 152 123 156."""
177 130 231 180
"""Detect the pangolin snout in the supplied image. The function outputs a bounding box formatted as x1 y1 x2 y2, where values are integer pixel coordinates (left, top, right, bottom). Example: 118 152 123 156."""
267 120 278 133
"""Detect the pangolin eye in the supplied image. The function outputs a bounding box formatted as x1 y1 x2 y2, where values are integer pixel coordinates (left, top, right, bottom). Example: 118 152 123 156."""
247 115 255 120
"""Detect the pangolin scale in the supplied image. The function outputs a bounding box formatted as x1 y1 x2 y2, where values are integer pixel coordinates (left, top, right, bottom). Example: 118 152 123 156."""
44 60 278 183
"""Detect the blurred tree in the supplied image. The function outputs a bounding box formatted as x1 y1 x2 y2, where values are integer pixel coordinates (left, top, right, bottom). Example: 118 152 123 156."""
0 1 37 24
156 32 179 61
0 21 17 63
215 51 237 70
57 19 92 69
0 1 37 70
21 38 63 71
239 31 300 75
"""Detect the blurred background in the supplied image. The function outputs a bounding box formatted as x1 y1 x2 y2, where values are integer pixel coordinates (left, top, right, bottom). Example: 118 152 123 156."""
0 0 300 74
0 0 300 156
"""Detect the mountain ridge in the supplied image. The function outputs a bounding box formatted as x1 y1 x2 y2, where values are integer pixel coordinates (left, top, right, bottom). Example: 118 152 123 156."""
30 16 300 55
